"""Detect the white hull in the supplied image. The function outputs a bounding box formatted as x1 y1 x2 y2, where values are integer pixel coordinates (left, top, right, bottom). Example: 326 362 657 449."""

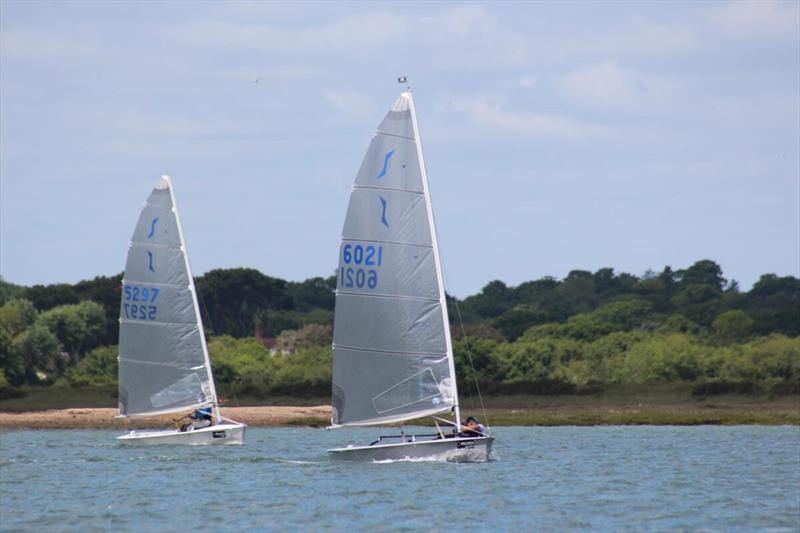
117 422 246 446
329 436 493 462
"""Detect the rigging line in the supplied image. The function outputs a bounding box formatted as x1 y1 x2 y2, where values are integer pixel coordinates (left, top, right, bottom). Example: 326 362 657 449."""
453 296 489 429
195 279 240 409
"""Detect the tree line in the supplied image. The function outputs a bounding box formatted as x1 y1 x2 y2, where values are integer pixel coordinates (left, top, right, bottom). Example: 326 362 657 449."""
0 260 797 395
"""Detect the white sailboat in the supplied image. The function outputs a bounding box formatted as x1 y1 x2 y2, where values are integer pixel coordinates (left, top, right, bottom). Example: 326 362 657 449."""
327 88 494 461
116 176 245 445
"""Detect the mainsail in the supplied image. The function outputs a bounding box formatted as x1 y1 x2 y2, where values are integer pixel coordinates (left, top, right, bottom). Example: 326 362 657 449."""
331 91 459 427
118 176 217 417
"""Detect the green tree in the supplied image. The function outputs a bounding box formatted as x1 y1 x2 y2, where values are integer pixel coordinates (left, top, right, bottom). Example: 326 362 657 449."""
0 328 25 385
24 283 79 311
713 310 753 344
491 306 551 341
677 259 726 291
556 270 597 315
73 274 123 345
0 276 26 306
0 298 38 337
462 280 514 319
14 325 64 382
197 268 292 337
744 274 800 336
286 276 336 311
62 345 118 386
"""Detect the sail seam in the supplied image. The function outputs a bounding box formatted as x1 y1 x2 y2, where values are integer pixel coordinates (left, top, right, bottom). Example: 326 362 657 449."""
129 242 181 249
118 356 209 368
375 131 416 141
338 237 433 248
353 185 424 195
335 290 439 303
122 280 190 289
120 319 199 328
332 344 447 357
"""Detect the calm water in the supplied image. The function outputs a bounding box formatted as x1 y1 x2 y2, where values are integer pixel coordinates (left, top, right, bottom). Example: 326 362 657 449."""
1 426 798 532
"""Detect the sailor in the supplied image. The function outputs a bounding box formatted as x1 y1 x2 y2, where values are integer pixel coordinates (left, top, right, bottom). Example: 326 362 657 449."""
180 407 213 431
458 416 486 437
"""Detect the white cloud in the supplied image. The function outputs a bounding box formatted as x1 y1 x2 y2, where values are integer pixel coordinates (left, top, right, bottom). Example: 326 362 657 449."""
170 12 408 51
449 95 613 139
518 76 536 89
626 16 697 54
321 89 373 117
0 29 96 60
708 0 800 37
440 5 487 34
560 62 684 114
303 12 409 47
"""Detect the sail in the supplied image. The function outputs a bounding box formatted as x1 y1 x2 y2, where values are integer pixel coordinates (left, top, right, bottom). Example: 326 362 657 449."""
331 92 458 426
118 177 215 417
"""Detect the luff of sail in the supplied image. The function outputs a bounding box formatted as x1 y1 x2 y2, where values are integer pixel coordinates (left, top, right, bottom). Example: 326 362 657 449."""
118 177 215 417
331 92 457 427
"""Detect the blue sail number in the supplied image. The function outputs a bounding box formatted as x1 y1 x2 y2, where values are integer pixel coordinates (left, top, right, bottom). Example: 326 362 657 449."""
123 284 159 320
340 244 382 290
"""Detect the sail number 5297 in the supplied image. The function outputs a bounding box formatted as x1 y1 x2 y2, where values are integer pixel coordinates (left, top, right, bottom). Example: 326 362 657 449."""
123 284 159 320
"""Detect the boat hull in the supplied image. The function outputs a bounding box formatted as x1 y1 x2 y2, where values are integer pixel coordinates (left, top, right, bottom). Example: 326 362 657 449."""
117 422 246 446
329 436 493 462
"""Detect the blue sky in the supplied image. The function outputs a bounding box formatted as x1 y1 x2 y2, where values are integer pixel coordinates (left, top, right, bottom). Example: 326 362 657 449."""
1 0 798 297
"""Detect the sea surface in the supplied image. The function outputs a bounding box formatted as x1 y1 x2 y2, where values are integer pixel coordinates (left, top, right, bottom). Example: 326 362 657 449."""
1 426 798 532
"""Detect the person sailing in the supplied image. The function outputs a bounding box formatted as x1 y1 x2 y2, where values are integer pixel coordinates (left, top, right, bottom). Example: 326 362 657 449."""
180 407 213 432
458 416 487 437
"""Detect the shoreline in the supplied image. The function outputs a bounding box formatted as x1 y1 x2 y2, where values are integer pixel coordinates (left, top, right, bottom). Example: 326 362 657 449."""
0 406 331 430
1 401 798 429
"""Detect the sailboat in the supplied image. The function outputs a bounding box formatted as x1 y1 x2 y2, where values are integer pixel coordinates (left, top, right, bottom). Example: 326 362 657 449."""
116 176 246 445
327 88 494 461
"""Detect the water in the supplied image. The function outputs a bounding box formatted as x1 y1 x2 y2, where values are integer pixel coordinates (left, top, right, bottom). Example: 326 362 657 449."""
1 426 798 531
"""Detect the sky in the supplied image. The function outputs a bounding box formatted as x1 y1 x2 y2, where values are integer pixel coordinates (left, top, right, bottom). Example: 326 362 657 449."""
1 0 798 297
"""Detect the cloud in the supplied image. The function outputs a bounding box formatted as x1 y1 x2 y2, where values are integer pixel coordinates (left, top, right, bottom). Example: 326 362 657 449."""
708 0 800 38
626 15 698 54
449 95 613 140
170 12 408 51
560 62 684 114
303 12 409 47
0 29 96 60
440 5 486 34
321 89 373 117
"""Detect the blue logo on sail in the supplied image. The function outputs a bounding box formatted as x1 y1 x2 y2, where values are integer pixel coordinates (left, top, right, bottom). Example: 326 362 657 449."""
147 251 155 273
147 217 159 239
379 196 389 227
376 150 394 179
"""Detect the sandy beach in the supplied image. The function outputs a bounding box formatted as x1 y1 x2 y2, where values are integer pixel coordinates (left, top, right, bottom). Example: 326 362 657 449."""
0 406 332 430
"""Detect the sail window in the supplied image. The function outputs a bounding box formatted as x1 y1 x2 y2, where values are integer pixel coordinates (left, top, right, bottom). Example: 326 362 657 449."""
149 372 206 409
372 367 443 414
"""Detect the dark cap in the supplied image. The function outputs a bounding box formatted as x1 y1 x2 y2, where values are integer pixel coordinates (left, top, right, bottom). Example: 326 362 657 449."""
465 416 480 424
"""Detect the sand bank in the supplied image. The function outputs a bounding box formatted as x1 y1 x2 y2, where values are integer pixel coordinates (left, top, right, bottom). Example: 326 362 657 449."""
0 406 331 430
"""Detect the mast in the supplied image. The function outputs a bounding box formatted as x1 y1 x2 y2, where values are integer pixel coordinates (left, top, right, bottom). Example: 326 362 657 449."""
165 175 221 424
406 90 461 432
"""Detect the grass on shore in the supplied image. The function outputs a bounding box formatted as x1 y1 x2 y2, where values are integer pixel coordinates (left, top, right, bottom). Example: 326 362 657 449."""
1 383 797 426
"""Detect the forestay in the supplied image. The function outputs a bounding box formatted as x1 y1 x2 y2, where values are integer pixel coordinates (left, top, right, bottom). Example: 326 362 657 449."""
331 92 458 426
118 177 215 417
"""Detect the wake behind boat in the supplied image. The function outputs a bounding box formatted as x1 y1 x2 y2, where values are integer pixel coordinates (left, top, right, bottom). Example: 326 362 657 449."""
116 176 245 446
327 86 493 462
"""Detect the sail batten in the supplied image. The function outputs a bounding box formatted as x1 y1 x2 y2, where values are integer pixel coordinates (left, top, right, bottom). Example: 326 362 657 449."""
331 91 458 427
118 176 216 418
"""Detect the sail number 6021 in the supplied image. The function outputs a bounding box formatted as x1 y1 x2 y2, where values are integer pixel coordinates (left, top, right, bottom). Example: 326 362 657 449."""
342 244 382 266
340 267 377 289
340 244 382 290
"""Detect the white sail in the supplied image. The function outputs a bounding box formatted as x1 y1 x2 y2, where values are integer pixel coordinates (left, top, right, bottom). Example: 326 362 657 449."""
331 92 459 427
118 176 217 417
